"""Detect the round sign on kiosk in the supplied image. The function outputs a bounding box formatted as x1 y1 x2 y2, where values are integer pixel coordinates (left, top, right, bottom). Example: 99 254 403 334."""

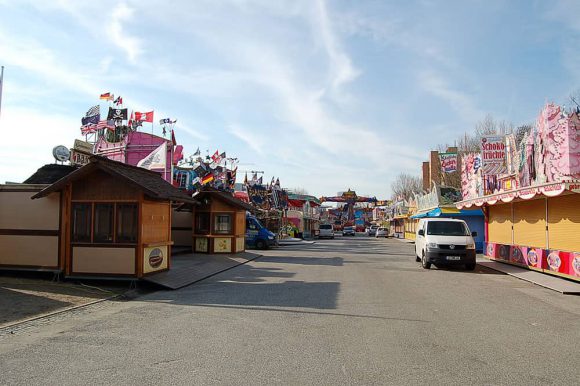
52 145 71 162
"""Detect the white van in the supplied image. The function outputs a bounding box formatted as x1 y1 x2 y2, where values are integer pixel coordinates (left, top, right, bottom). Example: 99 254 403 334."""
318 224 334 239
414 218 477 270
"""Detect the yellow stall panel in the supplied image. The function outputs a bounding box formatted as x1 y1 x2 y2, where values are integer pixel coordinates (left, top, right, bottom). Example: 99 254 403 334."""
488 204 512 244
513 199 546 248
548 194 580 252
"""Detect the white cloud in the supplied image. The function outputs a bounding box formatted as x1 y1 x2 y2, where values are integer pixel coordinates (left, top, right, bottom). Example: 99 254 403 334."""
418 70 483 122
107 3 143 64
228 124 265 154
313 0 360 92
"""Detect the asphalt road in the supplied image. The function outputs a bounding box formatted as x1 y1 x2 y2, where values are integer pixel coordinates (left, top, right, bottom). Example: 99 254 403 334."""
1 236 580 385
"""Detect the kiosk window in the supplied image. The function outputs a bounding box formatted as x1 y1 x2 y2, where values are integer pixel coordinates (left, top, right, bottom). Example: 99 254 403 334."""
71 203 92 242
94 204 114 243
116 204 138 243
195 212 210 234
215 214 232 234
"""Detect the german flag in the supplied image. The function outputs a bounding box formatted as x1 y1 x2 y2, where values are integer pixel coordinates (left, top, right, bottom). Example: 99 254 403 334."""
201 173 214 185
100 92 114 101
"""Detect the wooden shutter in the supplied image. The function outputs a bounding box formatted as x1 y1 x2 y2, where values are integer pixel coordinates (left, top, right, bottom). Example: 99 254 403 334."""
488 204 512 244
513 199 546 248
548 194 580 251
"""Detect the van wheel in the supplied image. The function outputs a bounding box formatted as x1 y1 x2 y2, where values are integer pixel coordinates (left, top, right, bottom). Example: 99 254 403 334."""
256 240 266 250
465 262 476 271
421 252 431 269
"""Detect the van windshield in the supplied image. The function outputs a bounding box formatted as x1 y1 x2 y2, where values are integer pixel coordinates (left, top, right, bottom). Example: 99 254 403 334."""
427 221 469 236
320 224 332 229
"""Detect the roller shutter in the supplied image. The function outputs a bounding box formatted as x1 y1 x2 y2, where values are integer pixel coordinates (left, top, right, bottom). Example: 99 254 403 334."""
513 199 546 248
488 203 512 244
548 194 580 251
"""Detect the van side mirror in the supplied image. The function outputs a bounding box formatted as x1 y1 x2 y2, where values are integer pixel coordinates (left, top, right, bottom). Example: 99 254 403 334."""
418 229 424 236
471 231 477 237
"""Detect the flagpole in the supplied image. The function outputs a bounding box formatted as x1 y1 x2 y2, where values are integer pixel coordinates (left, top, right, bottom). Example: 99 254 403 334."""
0 66 4 120
170 128 174 185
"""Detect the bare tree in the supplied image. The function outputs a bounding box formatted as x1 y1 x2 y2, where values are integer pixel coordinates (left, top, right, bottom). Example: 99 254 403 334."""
391 173 422 201
290 187 309 195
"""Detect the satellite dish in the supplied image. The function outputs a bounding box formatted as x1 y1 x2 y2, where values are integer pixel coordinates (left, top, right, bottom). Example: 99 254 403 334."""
52 145 71 162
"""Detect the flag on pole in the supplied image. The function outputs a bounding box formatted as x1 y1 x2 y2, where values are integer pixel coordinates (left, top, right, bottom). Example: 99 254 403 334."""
96 120 116 130
135 111 154 122
114 96 123 106
159 118 176 124
81 105 100 126
100 92 114 101
80 124 97 135
211 150 221 164
201 173 214 185
137 142 167 170
107 107 128 120
81 114 100 126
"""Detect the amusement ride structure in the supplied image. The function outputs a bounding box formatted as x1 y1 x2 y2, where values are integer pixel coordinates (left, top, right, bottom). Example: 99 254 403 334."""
320 189 377 225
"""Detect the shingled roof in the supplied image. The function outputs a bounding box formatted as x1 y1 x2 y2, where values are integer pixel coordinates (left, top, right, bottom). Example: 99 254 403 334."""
23 164 79 184
192 186 255 211
32 156 197 204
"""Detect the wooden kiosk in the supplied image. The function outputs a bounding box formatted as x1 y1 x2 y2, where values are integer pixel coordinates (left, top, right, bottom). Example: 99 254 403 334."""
32 156 197 279
190 188 253 254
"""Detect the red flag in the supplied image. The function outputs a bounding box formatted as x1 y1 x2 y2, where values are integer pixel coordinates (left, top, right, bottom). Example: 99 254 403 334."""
171 130 177 146
211 150 220 164
135 111 154 122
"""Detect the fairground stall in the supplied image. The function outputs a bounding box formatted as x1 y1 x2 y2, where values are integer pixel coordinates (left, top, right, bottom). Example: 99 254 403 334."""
457 103 580 281
29 156 196 279
189 188 253 254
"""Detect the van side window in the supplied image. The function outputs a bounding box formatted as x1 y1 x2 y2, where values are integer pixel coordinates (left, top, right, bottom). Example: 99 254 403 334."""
247 219 258 231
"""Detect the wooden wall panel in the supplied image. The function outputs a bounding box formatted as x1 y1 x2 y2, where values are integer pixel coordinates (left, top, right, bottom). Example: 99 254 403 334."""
0 191 59 230
141 200 170 243
211 200 233 212
513 199 546 248
548 194 580 251
488 203 512 244
72 170 140 201
72 247 135 274
0 235 58 267
235 211 246 236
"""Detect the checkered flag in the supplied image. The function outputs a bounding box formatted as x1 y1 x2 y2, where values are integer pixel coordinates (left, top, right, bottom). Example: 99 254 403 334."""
85 105 100 117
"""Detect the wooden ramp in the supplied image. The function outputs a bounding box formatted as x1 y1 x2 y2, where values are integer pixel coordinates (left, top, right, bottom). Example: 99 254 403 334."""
143 252 261 290
478 259 580 295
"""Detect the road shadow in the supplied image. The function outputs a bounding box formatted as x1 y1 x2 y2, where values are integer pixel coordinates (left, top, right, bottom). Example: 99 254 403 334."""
258 255 344 267
144 280 340 310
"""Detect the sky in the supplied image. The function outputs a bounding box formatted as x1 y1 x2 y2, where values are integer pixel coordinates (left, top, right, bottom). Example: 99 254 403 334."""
1 0 579 199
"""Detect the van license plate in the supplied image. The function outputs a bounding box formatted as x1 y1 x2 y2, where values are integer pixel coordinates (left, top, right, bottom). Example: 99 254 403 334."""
446 256 461 261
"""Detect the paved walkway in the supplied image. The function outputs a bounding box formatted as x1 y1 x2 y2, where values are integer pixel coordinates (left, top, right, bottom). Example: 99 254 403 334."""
143 252 261 289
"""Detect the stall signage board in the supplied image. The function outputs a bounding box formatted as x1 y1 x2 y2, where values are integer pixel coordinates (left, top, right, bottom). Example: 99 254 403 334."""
440 152 458 173
70 149 91 166
481 135 507 175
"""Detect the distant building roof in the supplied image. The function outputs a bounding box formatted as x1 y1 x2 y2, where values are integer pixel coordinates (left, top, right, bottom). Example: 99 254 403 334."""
32 156 197 204
23 164 79 184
